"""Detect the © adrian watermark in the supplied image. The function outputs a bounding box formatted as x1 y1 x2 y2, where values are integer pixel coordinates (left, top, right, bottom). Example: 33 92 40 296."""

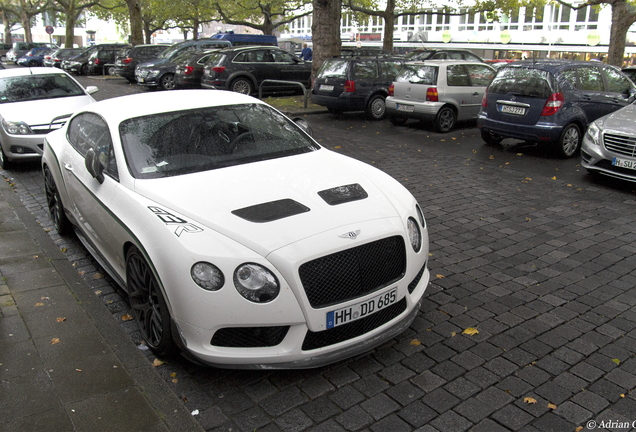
587 420 636 429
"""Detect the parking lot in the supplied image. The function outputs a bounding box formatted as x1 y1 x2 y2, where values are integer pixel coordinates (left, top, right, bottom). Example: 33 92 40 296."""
3 73 636 432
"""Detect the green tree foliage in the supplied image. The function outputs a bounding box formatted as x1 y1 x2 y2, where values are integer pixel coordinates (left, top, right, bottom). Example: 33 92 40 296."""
213 0 313 35
0 1 20 44
51 0 101 47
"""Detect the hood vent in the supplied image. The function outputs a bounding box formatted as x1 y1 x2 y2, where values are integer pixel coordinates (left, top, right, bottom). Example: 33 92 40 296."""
232 198 310 223
318 183 368 206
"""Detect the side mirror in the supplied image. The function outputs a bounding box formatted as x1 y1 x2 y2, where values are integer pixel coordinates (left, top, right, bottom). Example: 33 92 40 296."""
293 117 313 137
85 85 99 95
85 148 104 184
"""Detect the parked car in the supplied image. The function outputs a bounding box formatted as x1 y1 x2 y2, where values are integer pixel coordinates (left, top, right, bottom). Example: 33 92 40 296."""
87 45 126 75
200 46 312 95
0 43 12 62
209 33 277 46
62 43 130 75
16 47 53 67
43 48 84 68
174 50 219 88
41 89 430 368
340 47 393 58
310 56 405 120
581 103 636 182
113 44 170 82
135 39 231 90
386 60 496 132
0 68 98 169
404 48 483 62
478 60 636 158
6 42 56 63
622 66 636 84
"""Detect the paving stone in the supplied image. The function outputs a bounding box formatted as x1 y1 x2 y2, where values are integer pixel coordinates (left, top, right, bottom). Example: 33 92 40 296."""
570 362 605 383
483 357 518 377
570 391 610 414
605 369 636 390
385 381 424 407
516 365 552 387
497 376 533 398
552 347 584 365
451 352 485 374
370 414 412 432
535 381 574 405
491 403 534 429
469 342 503 361
444 377 481 400
431 360 466 381
519 340 553 358
335 406 374 431
360 393 400 421
610 397 636 420
397 401 437 428
515 394 551 418
421 388 460 414
502 347 537 367
468 418 512 432
588 379 625 403
427 343 458 362
379 363 416 385
274 408 313 432
328 386 366 410
552 372 588 394
453 398 494 423
352 375 390 398
429 410 472 432
301 396 341 423
463 367 499 389
531 412 576 432
534 356 569 376
553 401 592 425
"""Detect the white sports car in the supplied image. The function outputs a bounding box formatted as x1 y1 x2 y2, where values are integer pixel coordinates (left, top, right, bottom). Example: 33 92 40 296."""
42 90 430 368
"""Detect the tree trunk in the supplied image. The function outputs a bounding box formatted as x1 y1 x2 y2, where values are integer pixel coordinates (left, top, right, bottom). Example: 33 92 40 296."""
64 12 75 48
143 22 152 44
19 0 32 43
126 0 144 45
311 0 341 79
381 0 395 53
2 11 11 46
607 0 636 67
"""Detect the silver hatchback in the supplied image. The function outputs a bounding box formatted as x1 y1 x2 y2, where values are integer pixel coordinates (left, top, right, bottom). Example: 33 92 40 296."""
386 60 495 132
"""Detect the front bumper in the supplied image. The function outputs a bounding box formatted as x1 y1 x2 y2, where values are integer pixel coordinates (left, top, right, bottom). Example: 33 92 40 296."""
0 132 46 162
581 134 636 182
477 112 562 142
135 70 161 87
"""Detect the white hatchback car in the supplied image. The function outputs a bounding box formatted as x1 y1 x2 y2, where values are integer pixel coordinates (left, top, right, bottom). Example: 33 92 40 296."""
0 68 98 169
42 90 430 368
386 60 495 132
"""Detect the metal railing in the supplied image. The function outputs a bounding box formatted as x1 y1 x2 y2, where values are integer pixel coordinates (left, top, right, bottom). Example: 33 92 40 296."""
258 80 309 108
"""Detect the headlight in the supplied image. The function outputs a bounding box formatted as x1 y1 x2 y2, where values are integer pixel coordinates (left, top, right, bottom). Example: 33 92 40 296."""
191 262 224 291
2 120 33 135
585 122 601 147
234 263 280 303
147 70 160 78
416 204 426 229
407 217 422 252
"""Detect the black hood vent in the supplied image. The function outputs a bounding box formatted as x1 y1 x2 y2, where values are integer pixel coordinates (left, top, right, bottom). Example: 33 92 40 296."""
318 183 368 206
232 199 310 223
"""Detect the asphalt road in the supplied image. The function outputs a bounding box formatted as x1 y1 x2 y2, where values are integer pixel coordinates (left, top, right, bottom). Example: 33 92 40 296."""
5 71 636 432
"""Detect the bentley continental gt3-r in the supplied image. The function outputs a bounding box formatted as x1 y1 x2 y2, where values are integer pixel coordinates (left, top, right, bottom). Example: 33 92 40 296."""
41 90 430 368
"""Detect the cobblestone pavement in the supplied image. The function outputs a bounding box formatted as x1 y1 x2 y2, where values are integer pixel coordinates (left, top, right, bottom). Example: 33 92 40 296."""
4 109 636 432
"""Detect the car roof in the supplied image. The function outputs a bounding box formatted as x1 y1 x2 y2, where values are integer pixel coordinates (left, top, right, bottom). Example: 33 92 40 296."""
79 90 267 123
501 59 613 72
405 60 491 67
0 68 71 77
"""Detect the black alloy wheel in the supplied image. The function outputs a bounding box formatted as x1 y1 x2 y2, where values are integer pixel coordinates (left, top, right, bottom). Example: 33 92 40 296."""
43 166 70 234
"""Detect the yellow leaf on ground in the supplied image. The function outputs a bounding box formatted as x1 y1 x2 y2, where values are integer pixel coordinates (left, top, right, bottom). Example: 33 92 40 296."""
576 427 584 432
613 359 620 365
451 332 456 337
410 339 421 346
121 314 133 321
171 372 177 378
621 394 625 398
524 397 537 404
56 317 66 322
34 302 44 307
152 359 164 367
463 327 479 336
172 379 178 384
436 274 445 279
547 403 557 410
51 338 60 345
551 176 556 180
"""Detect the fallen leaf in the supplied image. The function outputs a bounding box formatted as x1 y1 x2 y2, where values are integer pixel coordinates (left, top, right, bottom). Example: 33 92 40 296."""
547 403 557 410
524 397 537 404
56 317 66 322
34 302 44 307
76 369 82 372
621 394 625 398
576 427 584 432
152 359 164 367
410 339 421 346
51 338 60 345
436 274 445 279
463 327 479 336
93 273 104 279
121 314 134 321
95 290 102 295
613 359 620 365
172 379 178 384
171 372 177 378
60 247 67 253
551 176 556 180
451 332 456 337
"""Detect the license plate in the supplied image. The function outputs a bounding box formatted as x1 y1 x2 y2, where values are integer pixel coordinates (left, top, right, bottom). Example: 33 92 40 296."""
320 84 334 91
612 157 636 170
500 105 526 115
326 288 398 329
138 78 145 83
397 104 414 112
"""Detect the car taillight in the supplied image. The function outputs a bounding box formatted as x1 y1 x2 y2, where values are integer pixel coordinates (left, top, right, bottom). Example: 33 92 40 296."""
481 89 488 107
389 83 394 97
212 66 225 74
185 66 194 75
94 59 100 65
426 87 438 102
541 92 565 116
344 80 355 93
122 57 132 64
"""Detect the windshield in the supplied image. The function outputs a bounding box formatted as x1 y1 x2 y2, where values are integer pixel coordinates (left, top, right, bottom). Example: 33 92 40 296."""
0 74 86 103
316 59 348 79
157 42 185 59
120 103 320 179
489 66 555 98
396 64 437 85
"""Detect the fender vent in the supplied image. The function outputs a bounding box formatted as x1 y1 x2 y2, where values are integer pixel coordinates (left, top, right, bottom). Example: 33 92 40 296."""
318 183 368 205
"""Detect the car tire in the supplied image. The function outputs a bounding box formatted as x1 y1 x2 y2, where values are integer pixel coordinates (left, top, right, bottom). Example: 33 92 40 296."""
126 246 178 358
481 129 503 145
80 64 88 75
160 73 176 90
435 106 456 133
556 123 582 158
390 116 408 126
126 77 136 83
43 165 71 235
28 59 38 67
367 95 387 120
230 78 253 95
0 146 12 170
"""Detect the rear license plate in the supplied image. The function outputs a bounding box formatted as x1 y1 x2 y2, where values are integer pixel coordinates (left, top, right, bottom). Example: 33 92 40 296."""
499 105 526 115
397 104 414 112
326 288 398 329
612 157 636 170
320 84 334 91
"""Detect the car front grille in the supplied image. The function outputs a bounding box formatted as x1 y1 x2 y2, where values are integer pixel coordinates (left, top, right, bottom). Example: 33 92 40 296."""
604 133 636 157
211 326 290 347
299 236 406 309
302 298 407 350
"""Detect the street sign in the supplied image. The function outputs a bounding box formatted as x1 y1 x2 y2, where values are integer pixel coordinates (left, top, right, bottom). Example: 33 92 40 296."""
45 26 54 35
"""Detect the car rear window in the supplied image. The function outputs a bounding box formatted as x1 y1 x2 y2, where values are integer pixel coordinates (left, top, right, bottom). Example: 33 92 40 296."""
204 52 227 67
316 59 349 79
395 64 437 85
488 66 555 98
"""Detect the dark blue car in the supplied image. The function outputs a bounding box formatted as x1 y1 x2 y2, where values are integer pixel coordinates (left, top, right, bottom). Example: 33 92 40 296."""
477 60 636 158
17 47 53 67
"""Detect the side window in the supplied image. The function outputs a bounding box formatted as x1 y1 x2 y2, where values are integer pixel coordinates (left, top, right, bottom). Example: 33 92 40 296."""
197 54 213 65
560 69 578 89
430 52 448 60
67 113 118 178
271 50 296 63
233 52 247 62
381 61 402 81
446 65 470 86
578 67 604 91
467 64 495 86
448 52 464 60
354 61 380 79
605 67 632 93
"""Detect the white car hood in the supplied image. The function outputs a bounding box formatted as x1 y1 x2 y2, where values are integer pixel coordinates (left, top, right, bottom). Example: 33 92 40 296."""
601 103 636 134
134 150 403 256
1 95 95 125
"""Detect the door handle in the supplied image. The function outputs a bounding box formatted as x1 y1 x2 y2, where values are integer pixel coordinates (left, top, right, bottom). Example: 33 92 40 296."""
473 92 479 96
64 163 73 171
581 95 592 100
